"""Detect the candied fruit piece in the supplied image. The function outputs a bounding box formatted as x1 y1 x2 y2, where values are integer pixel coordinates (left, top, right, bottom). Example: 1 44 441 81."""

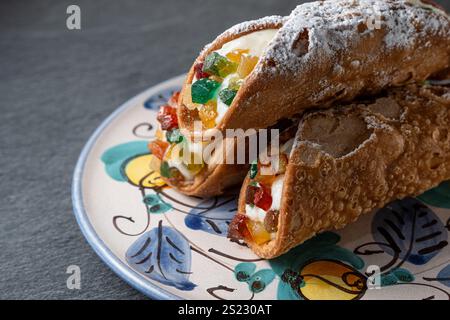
246 220 272 245
249 160 258 179
160 162 184 182
157 105 178 130
168 91 180 107
187 163 204 175
198 100 218 129
228 76 244 91
228 213 252 242
255 166 277 185
148 140 169 160
166 129 184 144
160 161 171 178
194 62 209 79
257 175 277 186
164 143 183 161
254 184 272 211
181 146 204 167
245 185 259 205
237 54 259 78
191 78 221 104
228 213 271 245
203 52 237 77
218 88 237 106
226 49 250 63
182 85 201 110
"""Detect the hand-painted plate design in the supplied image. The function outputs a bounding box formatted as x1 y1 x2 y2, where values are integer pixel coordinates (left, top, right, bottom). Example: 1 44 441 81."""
72 75 450 300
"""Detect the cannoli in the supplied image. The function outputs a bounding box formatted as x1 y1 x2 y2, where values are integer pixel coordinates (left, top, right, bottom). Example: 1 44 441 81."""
228 83 450 258
150 0 450 197
179 0 450 131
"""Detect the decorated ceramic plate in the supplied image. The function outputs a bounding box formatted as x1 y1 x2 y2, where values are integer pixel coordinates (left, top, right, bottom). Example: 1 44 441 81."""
72 75 450 300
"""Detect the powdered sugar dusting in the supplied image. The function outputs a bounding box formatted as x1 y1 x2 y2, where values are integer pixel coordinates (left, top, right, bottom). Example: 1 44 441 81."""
197 0 449 83
258 0 449 76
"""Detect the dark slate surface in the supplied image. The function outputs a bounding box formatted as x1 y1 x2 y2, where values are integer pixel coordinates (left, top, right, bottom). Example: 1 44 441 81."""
1 0 449 299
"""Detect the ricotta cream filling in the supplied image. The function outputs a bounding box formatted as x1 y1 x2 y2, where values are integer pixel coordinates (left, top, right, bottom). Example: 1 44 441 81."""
244 138 295 238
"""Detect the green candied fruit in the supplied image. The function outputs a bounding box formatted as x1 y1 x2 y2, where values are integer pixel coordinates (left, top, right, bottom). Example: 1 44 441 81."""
249 181 258 187
218 88 237 106
160 161 171 178
191 78 221 104
166 129 184 144
203 52 237 77
249 160 258 179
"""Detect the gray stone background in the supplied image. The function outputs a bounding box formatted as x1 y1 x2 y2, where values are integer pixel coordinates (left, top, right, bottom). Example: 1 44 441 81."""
1 0 449 300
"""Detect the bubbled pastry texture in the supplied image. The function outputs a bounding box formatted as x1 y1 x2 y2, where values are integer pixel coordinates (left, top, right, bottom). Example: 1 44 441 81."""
207 0 450 131
174 0 450 197
240 84 450 258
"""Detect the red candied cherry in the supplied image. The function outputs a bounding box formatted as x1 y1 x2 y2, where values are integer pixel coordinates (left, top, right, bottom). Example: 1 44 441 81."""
194 62 210 79
157 105 178 131
253 184 272 211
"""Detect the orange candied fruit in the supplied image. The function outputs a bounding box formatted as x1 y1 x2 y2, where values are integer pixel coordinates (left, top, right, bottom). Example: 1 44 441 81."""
148 140 169 160
255 162 278 185
228 213 272 245
168 91 181 107
246 220 272 245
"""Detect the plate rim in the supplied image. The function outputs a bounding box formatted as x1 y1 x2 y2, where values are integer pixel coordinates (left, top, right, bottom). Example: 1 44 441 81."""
71 74 186 300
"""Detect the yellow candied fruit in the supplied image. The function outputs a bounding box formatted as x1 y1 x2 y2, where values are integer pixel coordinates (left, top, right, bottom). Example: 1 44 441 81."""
181 147 205 174
247 220 271 245
237 54 259 78
182 85 201 111
226 49 250 63
198 100 218 129
187 163 205 175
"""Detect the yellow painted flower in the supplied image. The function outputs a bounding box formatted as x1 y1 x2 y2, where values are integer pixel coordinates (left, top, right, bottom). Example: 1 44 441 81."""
298 260 366 300
124 154 166 188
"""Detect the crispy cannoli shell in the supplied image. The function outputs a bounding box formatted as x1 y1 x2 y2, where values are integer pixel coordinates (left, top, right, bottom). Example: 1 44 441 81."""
179 0 450 132
164 155 248 197
237 84 450 258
